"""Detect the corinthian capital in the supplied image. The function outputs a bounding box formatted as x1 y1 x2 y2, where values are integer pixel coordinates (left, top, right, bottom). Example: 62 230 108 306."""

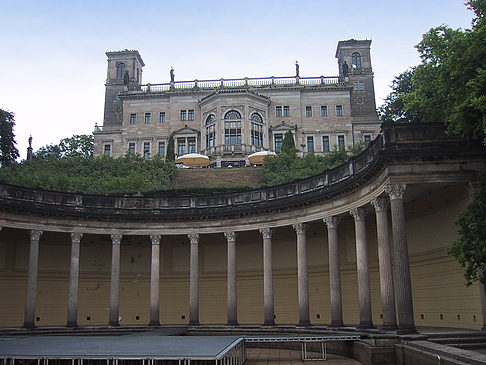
292 223 307 235
385 184 406 200
224 231 237 242
150 234 161 245
370 196 389 212
111 234 123 245
323 216 340 229
350 207 367 221
188 233 199 245
30 230 43 241
70 232 83 243
259 228 273 239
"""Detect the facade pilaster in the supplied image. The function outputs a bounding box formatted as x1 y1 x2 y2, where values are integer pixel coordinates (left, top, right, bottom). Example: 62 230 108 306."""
350 207 373 329
149 234 161 326
188 233 200 325
109 234 122 326
371 197 397 330
293 223 310 326
224 231 238 325
260 228 275 325
67 232 83 327
385 184 416 334
324 217 344 327
23 229 43 328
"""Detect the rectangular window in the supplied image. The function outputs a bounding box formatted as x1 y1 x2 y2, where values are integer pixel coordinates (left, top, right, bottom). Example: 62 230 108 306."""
364 134 372 146
181 110 187 121
276 106 282 117
337 135 345 151
359 81 365 91
188 137 196 153
144 112 151 124
306 136 314 152
177 138 186 155
320 106 328 117
158 141 165 156
322 136 330 152
274 134 283 152
130 113 136 124
206 124 215 148
128 142 136 156
159 112 166 123
305 106 312 117
283 105 290 117
336 105 343 116
143 142 150 159
224 121 242 145
188 110 195 121
103 144 111 157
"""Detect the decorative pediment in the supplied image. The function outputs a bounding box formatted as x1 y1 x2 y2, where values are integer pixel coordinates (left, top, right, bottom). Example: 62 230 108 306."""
173 126 200 136
198 89 270 106
269 121 297 132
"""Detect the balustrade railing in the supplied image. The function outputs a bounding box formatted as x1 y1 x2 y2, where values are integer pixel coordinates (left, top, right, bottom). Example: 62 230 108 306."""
137 75 341 93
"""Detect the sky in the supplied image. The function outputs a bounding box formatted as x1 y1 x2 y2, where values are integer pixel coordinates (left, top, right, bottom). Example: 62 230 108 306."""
0 0 475 160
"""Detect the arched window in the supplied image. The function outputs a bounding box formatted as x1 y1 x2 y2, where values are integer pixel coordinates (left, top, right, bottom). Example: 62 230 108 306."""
116 63 126 79
224 111 241 145
351 52 361 69
206 114 216 148
250 113 263 147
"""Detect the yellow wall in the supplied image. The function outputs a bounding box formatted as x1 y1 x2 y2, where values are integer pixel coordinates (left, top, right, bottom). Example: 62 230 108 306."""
0 191 482 329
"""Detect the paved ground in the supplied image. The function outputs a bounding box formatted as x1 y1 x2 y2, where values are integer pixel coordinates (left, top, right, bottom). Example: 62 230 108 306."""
245 348 362 365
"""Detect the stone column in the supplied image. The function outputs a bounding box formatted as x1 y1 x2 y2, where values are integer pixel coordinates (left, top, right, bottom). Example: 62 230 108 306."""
386 184 416 334
188 233 200 325
67 232 83 327
23 230 43 328
350 208 373 329
149 234 161 326
371 197 397 330
225 232 238 325
293 223 310 326
109 234 122 326
324 217 344 327
260 228 275 325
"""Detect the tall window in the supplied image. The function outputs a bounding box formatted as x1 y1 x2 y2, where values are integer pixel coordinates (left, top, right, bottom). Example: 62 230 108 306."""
128 142 136 156
103 144 111 156
352 52 362 69
364 134 372 146
206 115 216 148
177 138 186 155
143 142 151 159
353 81 365 91
320 106 328 117
274 134 283 152
337 135 345 151
336 105 343 116
250 113 263 147
159 112 166 123
305 106 312 117
158 141 166 156
276 106 282 117
116 63 125 79
224 110 242 145
130 113 136 124
188 137 196 153
283 105 290 117
306 136 314 152
188 110 195 121
322 136 330 152
181 110 187 121
145 112 151 124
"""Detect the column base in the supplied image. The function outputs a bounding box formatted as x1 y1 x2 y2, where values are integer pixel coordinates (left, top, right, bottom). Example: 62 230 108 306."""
263 320 275 326
356 322 375 329
66 321 78 328
380 323 398 331
329 321 344 327
149 320 160 326
227 320 238 326
109 320 120 326
188 321 200 326
298 321 311 327
23 322 35 329
397 325 417 334
482 325 486 332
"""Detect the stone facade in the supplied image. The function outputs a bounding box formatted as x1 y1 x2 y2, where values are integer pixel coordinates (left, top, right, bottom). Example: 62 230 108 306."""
93 40 380 166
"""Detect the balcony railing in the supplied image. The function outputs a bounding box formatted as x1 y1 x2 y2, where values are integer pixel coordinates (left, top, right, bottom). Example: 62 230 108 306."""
202 144 265 157
139 76 342 93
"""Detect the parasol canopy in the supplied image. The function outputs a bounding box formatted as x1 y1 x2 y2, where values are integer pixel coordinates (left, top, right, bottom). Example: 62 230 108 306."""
248 150 277 165
176 153 210 167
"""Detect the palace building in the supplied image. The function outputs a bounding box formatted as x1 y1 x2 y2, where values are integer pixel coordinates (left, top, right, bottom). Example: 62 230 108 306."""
93 40 381 166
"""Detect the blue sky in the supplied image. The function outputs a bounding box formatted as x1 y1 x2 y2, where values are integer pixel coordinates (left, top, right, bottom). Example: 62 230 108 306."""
0 0 474 159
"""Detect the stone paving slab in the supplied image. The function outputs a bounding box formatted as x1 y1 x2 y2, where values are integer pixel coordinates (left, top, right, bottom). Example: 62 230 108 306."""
245 348 362 364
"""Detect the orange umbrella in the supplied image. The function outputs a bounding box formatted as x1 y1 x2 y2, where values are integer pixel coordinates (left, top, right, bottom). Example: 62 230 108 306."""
176 153 210 167
248 151 277 165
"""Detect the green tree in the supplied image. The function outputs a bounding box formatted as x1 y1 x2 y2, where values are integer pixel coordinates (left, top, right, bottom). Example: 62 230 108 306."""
165 133 175 163
0 109 19 167
280 130 296 155
34 134 94 159
448 172 486 286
